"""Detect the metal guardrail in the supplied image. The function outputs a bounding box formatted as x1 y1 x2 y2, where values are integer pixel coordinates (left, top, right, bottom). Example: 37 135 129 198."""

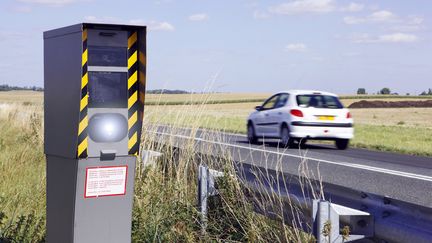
143 138 432 243
197 163 432 243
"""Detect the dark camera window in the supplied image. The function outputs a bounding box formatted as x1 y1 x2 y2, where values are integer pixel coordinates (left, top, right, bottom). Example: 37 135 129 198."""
88 46 127 67
88 72 127 108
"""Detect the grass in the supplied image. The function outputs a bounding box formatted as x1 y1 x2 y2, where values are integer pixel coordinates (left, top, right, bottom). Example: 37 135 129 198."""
0 91 430 241
0 104 45 216
2 91 430 106
0 91 43 105
350 108 432 128
0 103 46 242
1 91 430 156
144 102 432 156
0 101 318 242
353 124 432 156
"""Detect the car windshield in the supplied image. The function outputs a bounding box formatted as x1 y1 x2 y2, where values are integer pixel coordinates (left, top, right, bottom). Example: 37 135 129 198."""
296 94 344 109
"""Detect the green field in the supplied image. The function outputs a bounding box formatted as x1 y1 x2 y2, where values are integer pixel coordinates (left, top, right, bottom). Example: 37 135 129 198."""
144 100 432 156
1 91 431 156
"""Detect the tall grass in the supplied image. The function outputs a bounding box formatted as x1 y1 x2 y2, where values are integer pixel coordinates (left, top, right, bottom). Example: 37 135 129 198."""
132 93 322 242
132 130 317 242
0 103 45 242
0 99 322 242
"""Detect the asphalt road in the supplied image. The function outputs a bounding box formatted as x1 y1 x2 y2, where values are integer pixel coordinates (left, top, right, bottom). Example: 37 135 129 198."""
150 126 432 209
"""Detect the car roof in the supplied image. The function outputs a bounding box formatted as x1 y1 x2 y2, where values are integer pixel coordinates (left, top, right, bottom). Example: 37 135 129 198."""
277 90 339 97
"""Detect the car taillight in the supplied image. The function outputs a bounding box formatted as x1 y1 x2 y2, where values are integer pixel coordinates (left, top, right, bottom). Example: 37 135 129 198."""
290 109 304 117
347 112 352 119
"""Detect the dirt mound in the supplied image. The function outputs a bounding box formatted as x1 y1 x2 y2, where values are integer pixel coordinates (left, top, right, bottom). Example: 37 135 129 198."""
348 100 432 108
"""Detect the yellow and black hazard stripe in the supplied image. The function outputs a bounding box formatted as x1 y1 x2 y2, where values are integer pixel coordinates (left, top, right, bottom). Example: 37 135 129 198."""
138 37 146 132
127 31 140 155
78 29 89 158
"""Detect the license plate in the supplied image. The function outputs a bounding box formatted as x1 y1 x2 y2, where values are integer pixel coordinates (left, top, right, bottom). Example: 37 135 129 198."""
317 116 335 121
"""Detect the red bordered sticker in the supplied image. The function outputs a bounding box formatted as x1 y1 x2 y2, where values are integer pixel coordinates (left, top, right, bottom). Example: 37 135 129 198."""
84 165 128 198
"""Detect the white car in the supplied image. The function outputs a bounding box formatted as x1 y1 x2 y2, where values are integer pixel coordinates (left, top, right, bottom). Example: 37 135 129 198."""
247 90 354 150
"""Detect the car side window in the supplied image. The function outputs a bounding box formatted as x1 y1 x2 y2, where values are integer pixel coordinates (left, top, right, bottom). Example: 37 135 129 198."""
261 95 279 110
274 93 289 108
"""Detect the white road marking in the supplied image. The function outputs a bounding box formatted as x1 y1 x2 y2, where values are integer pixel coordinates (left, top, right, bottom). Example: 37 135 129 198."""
151 131 432 182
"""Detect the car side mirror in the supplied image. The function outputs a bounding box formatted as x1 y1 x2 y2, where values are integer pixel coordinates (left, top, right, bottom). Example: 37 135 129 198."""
255 106 262 111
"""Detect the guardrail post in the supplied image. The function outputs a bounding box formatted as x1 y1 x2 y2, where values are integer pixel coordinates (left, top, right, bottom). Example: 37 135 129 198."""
141 150 162 169
198 164 225 234
312 200 373 243
198 164 209 234
314 200 340 242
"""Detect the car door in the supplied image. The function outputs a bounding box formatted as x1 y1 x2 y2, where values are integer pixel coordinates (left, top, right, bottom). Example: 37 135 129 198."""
255 94 280 136
268 93 289 136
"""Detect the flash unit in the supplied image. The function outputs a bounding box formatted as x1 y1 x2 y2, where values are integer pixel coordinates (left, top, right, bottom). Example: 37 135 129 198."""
88 113 128 143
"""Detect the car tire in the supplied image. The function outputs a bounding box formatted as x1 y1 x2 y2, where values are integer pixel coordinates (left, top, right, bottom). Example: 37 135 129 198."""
247 123 258 144
335 139 349 150
280 125 295 148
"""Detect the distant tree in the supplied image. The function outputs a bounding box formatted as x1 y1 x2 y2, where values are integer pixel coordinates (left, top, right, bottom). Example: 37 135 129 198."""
406 93 410 96
357 88 366 95
0 84 43 92
146 89 190 94
420 91 427 96
428 88 432 95
380 88 391 95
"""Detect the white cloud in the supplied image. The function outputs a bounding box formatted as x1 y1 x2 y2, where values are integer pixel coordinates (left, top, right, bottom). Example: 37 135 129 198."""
340 2 364 12
352 33 418 43
129 19 175 31
377 33 418 43
350 33 371 43
408 16 424 25
154 0 173 4
266 0 364 16
188 13 209 22
269 0 336 15
344 11 425 34
253 10 270 19
391 16 425 32
343 16 360 24
84 16 120 23
285 43 308 52
370 10 397 22
83 16 175 31
17 0 80 6
344 10 397 24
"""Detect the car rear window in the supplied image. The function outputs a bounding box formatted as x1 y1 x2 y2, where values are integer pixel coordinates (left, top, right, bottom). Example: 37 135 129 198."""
296 95 344 109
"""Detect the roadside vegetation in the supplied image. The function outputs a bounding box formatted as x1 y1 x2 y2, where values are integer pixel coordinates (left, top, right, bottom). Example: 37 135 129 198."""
0 91 430 241
144 102 432 157
0 100 319 242
0 103 45 242
1 91 431 157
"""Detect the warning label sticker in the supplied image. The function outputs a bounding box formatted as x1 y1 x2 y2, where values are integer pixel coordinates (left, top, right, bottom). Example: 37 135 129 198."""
84 166 128 198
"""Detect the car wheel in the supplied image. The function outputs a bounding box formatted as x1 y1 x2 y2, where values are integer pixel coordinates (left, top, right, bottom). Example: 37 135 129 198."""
335 139 349 150
280 125 295 148
247 123 258 144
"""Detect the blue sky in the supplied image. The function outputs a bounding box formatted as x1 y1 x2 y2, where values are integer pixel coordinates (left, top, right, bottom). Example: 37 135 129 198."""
0 0 431 94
